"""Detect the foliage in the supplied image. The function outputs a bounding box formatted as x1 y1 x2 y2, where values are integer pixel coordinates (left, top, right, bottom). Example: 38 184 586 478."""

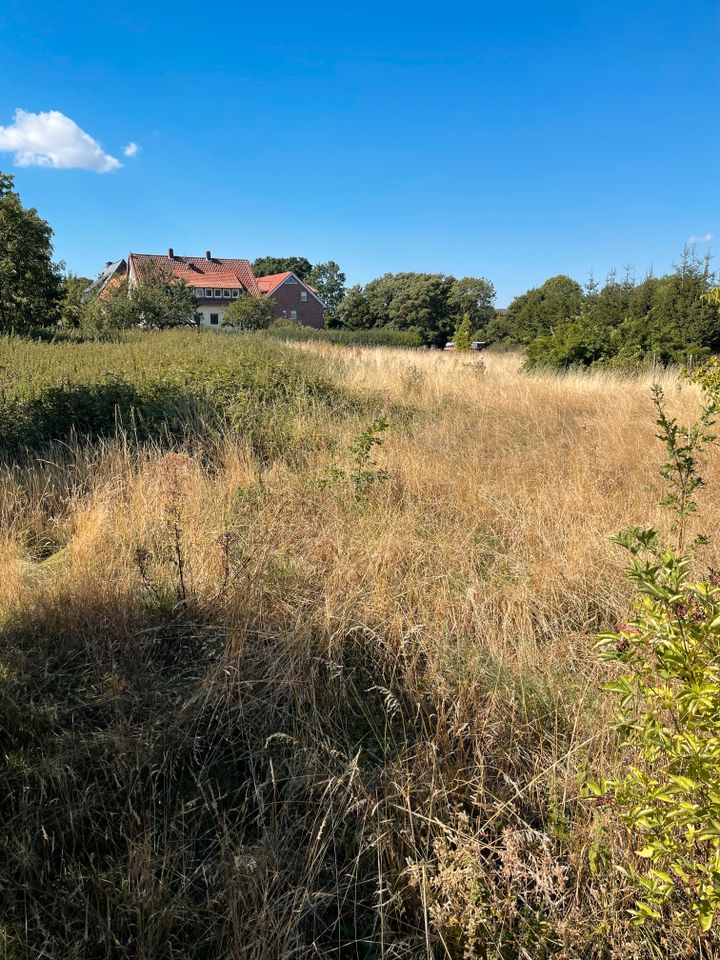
252 255 313 281
333 272 496 346
447 276 497 333
324 416 390 493
495 274 584 345
0 171 62 331
86 263 200 331
524 251 720 370
333 283 374 330
589 369 720 932
222 291 275 330
58 273 92 328
264 322 424 348
307 260 346 316
453 312 472 351
0 330 342 458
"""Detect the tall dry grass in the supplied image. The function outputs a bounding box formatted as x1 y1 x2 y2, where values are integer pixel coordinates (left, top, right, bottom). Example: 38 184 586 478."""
1 342 719 958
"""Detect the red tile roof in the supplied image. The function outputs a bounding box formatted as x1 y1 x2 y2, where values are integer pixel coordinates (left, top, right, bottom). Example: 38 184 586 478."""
255 271 292 294
255 271 321 297
98 274 126 301
129 253 259 296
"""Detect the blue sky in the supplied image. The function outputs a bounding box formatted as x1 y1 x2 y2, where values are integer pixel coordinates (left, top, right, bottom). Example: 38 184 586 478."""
0 0 718 306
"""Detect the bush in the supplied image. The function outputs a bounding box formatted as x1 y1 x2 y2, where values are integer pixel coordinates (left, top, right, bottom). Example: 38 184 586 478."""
263 323 424 348
589 367 720 932
222 292 275 330
0 330 343 459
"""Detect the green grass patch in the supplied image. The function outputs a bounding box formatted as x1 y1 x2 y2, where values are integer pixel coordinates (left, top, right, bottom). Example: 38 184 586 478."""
0 330 345 460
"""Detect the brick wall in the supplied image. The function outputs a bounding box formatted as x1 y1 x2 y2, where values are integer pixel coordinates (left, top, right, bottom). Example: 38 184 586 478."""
269 279 324 328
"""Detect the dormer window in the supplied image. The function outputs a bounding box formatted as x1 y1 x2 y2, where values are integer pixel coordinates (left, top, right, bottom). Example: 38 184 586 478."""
195 288 203 298
213 289 222 298
223 289 231 298
232 289 239 298
205 288 212 297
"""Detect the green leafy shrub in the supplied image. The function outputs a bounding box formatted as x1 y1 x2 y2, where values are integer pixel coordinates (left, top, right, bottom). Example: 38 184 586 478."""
0 330 343 459
323 417 390 494
589 368 720 931
221 292 275 330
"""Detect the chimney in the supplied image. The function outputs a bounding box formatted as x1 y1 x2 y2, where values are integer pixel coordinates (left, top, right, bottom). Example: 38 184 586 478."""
168 247 174 258
205 250 212 261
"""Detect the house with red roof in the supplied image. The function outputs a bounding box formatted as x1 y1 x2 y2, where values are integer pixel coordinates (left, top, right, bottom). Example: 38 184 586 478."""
255 271 324 329
87 249 324 328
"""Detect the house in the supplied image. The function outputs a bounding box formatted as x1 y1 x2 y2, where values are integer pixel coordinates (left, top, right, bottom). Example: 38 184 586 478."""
86 250 324 328
255 271 324 328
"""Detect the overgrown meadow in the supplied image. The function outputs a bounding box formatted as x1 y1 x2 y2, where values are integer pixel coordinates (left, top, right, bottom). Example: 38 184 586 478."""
2 331 720 958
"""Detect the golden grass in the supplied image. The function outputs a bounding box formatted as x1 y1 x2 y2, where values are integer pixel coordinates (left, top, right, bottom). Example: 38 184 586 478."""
2 342 719 958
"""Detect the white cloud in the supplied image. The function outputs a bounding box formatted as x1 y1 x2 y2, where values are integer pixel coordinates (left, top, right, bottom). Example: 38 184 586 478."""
0 109 121 173
688 232 714 243
122 141 140 158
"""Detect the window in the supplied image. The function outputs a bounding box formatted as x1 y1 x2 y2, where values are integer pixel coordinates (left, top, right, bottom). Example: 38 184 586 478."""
232 289 239 298
281 309 288 318
210 313 219 325
223 289 231 298
205 288 213 297
286 276 297 283
195 288 204 298
290 310 297 320
214 289 222 298
300 291 308 302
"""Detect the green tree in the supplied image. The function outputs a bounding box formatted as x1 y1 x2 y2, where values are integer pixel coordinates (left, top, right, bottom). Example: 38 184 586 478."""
0 171 62 331
334 284 374 330
308 260 346 318
363 272 454 346
448 276 496 335
222 292 275 330
252 256 313 282
59 273 92 328
525 252 720 370
87 264 200 331
453 312 472 350
503 274 584 344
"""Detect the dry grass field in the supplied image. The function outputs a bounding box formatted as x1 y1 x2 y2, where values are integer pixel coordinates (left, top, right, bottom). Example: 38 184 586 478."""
1 336 719 958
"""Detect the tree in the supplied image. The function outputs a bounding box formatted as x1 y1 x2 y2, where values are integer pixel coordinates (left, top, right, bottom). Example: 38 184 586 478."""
363 273 455 346
524 250 720 370
132 263 200 329
502 274 584 344
253 256 313 282
448 276 496 334
87 264 200 331
334 284 374 330
308 260 346 318
59 273 92 328
222 293 275 330
453 313 472 350
0 171 62 331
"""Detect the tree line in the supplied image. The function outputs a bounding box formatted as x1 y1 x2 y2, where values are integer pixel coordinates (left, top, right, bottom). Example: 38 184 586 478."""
3 168 719 364
499 254 720 368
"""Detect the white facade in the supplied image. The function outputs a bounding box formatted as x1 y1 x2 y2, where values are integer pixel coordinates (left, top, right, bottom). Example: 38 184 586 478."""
196 304 229 327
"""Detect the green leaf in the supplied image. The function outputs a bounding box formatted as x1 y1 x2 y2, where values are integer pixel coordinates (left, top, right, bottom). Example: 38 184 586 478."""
636 845 657 859
698 902 715 932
